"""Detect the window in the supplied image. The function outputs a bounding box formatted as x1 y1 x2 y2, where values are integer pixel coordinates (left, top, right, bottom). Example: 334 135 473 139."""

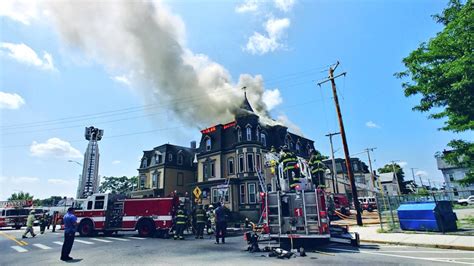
296 142 301 153
205 137 211 151
203 164 209 180
256 154 261 172
212 188 229 203
140 175 146 189
155 154 162 164
239 154 245 173
87 201 93 210
256 127 260 141
353 163 359 172
246 126 252 141
238 128 242 142
228 157 235 175
247 153 254 172
240 184 246 204
453 188 459 196
168 153 173 162
177 172 184 186
266 184 272 192
210 162 215 177
261 133 266 146
141 159 147 168
177 152 183 165
152 171 159 188
94 196 104 209
248 183 256 204
449 174 454 181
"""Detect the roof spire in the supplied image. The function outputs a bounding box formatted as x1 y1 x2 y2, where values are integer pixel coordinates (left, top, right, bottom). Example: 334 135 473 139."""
239 86 254 112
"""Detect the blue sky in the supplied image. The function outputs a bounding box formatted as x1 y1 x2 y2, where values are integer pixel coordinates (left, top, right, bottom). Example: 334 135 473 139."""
1 0 470 200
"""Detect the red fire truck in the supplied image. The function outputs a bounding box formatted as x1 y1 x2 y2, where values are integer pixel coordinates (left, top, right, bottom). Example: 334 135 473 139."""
71 193 179 237
0 200 33 229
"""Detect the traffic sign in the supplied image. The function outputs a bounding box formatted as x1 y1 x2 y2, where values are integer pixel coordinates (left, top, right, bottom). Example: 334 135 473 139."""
193 186 202 199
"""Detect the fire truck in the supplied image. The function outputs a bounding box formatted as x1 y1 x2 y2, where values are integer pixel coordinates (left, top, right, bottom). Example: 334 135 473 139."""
71 193 179 237
247 151 358 250
250 152 331 250
0 200 33 229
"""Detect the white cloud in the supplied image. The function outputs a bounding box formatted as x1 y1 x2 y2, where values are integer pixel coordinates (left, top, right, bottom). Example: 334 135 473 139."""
30 138 82 159
112 75 131 87
112 160 121 165
47 178 76 185
245 17 290 55
0 0 39 25
397 161 408 168
0 42 56 71
0 91 25 109
416 170 429 177
262 89 282 110
365 121 381 128
274 0 295 12
235 0 259 13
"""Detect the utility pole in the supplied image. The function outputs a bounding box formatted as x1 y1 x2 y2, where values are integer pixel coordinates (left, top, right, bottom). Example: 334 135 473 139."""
318 61 362 226
365 148 376 191
326 132 341 194
410 168 417 185
418 175 424 188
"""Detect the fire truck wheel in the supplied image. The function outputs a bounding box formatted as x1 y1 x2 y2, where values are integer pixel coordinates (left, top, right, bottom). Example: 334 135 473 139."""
78 220 94 237
137 219 155 237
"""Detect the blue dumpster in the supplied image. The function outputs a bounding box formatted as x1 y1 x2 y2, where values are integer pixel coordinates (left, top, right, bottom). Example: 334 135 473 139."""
397 201 457 232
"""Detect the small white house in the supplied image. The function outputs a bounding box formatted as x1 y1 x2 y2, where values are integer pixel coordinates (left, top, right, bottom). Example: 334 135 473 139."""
379 172 400 196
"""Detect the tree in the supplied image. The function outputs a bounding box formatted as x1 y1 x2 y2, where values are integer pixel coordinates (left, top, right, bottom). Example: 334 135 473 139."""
8 191 33 200
99 176 138 195
395 0 473 184
378 163 409 194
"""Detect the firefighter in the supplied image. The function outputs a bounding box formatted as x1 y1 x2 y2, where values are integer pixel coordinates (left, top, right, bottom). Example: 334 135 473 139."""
308 149 327 188
174 205 187 240
194 205 207 239
39 213 47 234
22 210 36 238
206 205 215 234
279 145 300 191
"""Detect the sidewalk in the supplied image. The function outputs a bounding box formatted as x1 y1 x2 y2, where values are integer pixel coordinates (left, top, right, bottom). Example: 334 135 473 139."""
351 225 474 251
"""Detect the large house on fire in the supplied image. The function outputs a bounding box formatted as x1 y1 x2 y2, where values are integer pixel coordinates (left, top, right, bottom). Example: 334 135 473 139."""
135 93 316 220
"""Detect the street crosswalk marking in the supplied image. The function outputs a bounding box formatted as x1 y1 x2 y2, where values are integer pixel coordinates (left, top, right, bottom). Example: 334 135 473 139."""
90 238 112 243
75 239 94 245
127 237 146 240
53 241 63 245
11 246 28 253
33 244 52 250
105 237 130 241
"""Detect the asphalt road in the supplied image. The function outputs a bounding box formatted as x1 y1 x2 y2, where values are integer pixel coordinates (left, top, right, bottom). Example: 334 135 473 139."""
1 226 473 265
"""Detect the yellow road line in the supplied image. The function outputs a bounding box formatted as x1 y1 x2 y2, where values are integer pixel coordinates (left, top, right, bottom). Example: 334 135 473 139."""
0 232 28 246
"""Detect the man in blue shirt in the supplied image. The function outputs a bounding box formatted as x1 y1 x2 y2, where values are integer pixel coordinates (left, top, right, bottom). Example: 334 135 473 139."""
61 207 77 261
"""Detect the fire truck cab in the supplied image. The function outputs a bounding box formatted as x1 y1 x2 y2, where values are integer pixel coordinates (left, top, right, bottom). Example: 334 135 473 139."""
73 193 177 238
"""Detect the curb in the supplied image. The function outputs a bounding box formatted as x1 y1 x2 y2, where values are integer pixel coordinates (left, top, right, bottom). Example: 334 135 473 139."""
360 238 474 251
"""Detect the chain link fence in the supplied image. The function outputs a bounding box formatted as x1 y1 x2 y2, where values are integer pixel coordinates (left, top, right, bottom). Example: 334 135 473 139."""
375 190 474 234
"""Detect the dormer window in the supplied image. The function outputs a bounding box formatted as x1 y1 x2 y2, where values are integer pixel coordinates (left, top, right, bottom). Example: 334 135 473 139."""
261 133 266 146
205 137 211 151
296 141 301 153
246 126 252 141
168 153 173 162
237 128 242 142
177 151 184 165
256 126 260 141
141 158 148 168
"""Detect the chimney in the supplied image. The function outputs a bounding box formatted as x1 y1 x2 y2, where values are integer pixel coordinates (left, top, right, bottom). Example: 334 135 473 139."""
190 141 196 149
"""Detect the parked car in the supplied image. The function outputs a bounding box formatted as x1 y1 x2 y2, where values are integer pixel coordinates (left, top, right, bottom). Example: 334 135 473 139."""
457 196 474 206
333 194 351 216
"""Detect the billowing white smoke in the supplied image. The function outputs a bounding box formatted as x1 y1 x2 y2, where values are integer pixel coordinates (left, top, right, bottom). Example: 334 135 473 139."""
44 1 286 129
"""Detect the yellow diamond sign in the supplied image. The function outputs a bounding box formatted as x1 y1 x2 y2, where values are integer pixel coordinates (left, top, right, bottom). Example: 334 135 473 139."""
193 186 202 199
